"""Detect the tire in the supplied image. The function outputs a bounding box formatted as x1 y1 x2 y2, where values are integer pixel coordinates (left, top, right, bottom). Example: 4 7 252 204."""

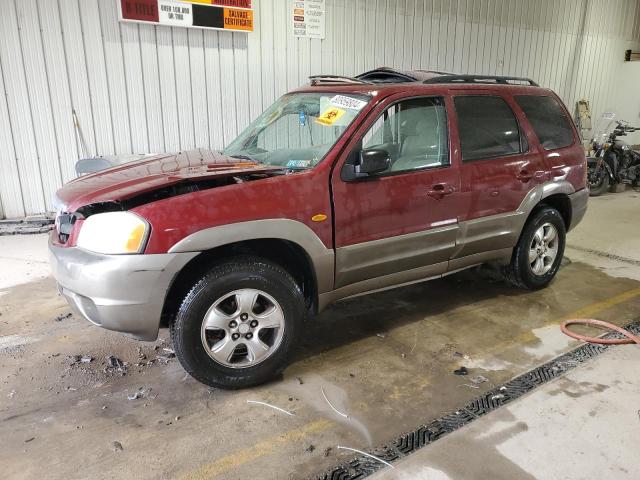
504 207 566 290
588 165 609 196
171 256 305 389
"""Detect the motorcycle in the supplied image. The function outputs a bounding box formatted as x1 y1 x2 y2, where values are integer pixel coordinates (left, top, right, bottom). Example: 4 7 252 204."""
587 112 640 196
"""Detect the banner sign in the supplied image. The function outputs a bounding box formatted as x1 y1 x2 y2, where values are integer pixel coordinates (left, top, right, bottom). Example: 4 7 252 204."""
292 0 325 39
119 0 253 32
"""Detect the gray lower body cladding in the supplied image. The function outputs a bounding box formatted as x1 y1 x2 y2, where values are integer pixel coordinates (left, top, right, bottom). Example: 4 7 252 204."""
49 239 197 341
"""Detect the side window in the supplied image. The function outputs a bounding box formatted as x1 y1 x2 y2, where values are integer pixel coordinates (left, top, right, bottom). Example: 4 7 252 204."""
515 95 574 150
362 97 449 173
454 96 522 161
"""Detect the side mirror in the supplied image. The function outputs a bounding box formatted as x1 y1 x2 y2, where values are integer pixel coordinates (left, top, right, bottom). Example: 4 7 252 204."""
357 149 391 175
341 149 391 181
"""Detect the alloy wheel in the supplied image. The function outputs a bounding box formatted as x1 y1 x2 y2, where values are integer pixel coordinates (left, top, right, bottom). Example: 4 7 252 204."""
528 222 559 276
200 288 285 368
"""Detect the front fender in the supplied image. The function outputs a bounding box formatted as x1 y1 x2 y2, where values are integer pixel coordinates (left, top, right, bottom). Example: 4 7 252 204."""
168 219 335 294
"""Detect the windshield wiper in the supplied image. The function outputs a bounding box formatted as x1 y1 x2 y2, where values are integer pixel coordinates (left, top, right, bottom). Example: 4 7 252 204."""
229 154 259 163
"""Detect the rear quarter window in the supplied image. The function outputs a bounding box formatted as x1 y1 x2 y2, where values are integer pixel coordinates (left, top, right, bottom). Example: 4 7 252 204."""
515 95 575 150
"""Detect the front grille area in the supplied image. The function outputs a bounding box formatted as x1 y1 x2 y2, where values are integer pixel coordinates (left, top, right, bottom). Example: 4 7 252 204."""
56 213 76 244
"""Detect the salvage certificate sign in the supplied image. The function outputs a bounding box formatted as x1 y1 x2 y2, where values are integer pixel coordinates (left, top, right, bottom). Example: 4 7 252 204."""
119 0 253 32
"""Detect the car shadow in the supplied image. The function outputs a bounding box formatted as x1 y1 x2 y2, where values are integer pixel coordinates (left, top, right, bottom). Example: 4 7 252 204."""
291 263 534 362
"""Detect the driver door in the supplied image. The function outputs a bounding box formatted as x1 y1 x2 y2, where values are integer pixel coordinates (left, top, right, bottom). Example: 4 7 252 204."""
330 95 463 290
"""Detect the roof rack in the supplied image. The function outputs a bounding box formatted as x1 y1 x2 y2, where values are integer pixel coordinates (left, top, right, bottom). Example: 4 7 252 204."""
424 74 539 86
308 75 371 86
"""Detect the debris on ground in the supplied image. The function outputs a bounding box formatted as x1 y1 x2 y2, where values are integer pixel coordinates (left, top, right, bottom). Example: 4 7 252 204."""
246 400 295 416
296 376 304 385
105 356 127 375
112 441 124 451
24 437 35 443
321 386 348 419
376 333 386 339
453 366 468 376
106 356 124 368
127 387 151 400
454 351 471 360
470 375 489 384
54 313 72 322
137 347 146 360
69 354 93 365
324 447 332 457
491 393 505 401
305 444 316 453
336 446 395 469
458 383 480 389
0 215 54 236
156 348 176 364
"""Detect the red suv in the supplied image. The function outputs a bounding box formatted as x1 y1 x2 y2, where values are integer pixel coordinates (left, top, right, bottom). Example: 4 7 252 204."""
50 69 588 388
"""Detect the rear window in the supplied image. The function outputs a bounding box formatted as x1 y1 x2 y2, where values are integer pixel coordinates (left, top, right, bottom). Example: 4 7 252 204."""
515 95 574 150
454 96 522 161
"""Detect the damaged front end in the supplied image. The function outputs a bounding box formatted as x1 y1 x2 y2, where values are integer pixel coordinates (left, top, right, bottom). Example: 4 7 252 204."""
52 149 289 248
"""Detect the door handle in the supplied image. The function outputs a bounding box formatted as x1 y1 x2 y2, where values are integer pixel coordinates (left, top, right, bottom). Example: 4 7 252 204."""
427 184 455 199
516 170 533 182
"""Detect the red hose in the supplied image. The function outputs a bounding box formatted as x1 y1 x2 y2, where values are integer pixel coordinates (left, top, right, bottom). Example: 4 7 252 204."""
560 319 640 345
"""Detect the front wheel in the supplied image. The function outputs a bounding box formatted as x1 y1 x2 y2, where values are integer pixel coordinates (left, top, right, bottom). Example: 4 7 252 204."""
588 163 609 196
171 256 305 389
504 207 566 290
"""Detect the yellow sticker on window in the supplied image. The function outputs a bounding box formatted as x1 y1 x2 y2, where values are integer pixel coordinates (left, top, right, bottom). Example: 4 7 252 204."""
316 107 346 126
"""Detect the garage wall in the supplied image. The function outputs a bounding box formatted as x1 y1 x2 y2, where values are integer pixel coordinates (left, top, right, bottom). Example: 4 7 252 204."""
609 61 640 145
1 0 640 219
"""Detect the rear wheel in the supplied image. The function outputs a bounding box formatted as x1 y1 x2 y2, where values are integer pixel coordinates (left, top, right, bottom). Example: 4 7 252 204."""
588 164 609 196
171 256 305 389
504 207 566 290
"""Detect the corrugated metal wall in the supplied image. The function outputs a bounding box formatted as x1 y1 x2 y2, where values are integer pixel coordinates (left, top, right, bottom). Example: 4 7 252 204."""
1 0 639 218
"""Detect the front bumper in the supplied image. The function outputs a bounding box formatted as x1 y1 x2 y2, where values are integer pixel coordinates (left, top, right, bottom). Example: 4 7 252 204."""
568 188 589 231
49 239 197 341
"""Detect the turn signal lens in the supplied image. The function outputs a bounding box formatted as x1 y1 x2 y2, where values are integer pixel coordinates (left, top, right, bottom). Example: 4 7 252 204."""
126 223 147 253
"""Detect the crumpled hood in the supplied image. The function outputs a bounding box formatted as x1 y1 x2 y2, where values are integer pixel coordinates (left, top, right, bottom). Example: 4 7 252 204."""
56 149 280 212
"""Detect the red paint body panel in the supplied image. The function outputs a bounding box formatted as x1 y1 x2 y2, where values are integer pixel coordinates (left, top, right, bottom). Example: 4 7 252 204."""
57 150 290 212
330 91 463 247
53 81 586 259
135 168 334 253
450 90 548 221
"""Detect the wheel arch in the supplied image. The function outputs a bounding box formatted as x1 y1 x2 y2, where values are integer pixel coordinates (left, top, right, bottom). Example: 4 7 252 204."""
518 181 575 230
538 193 572 230
160 220 335 327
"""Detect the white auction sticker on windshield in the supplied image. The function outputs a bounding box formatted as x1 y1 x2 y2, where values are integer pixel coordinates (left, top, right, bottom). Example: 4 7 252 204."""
330 95 367 111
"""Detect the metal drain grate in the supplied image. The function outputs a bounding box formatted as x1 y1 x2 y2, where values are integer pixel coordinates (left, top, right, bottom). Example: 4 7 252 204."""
315 321 640 480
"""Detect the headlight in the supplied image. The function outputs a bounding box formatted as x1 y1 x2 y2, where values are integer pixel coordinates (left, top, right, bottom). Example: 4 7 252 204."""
77 212 149 254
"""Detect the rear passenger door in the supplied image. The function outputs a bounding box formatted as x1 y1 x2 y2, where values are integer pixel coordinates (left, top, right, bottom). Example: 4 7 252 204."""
452 93 547 258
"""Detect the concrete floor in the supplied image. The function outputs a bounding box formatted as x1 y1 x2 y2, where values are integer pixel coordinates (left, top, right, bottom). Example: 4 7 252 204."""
1 190 639 480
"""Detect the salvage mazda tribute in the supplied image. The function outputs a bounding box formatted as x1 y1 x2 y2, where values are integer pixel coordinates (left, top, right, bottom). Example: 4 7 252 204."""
50 69 588 388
